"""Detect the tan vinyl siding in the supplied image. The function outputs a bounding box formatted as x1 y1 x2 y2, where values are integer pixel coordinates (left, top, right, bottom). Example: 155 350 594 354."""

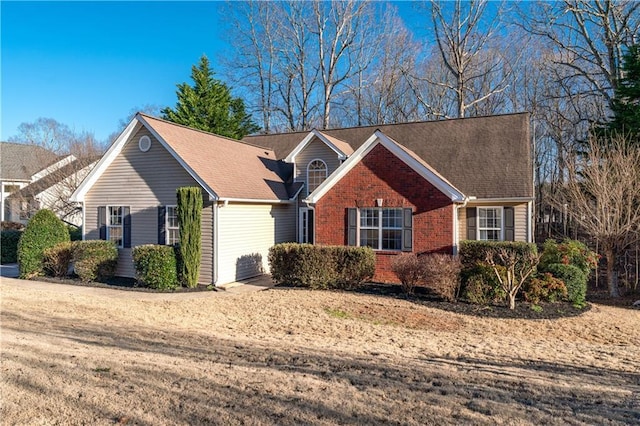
216 203 295 284
84 126 214 283
458 202 529 243
294 137 343 195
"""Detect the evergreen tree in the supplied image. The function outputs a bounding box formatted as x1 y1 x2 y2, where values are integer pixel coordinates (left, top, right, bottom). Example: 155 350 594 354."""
162 55 259 139
608 45 640 143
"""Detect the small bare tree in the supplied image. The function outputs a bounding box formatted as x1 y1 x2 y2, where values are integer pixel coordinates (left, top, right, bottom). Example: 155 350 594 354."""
486 248 540 310
555 134 640 297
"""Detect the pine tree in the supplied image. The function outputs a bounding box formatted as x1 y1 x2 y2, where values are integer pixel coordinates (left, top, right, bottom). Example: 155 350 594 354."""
608 45 640 143
162 55 259 139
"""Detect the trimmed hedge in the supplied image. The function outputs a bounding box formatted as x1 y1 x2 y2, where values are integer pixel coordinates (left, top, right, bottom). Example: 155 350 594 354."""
268 243 375 289
545 263 587 307
18 209 70 278
43 241 73 277
72 240 118 282
132 245 178 290
1 230 22 264
459 241 538 270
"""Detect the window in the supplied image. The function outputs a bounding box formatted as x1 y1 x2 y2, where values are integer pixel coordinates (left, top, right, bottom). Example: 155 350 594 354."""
3 184 19 194
359 208 403 250
107 206 124 248
307 159 327 195
478 207 502 241
166 206 180 245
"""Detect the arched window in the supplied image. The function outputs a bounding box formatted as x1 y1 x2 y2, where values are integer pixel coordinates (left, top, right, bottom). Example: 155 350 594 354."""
307 159 328 194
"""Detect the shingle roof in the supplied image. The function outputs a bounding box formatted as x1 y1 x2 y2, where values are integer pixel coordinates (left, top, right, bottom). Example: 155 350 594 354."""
0 142 60 181
139 115 292 201
317 131 354 156
244 113 532 199
10 157 99 199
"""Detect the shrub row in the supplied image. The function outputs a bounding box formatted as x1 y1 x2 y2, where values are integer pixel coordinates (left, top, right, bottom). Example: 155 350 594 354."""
42 240 119 282
268 243 375 289
132 245 178 290
1 230 22 264
391 253 461 300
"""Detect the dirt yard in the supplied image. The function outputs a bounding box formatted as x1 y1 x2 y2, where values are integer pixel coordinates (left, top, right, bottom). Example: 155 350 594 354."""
1 279 639 425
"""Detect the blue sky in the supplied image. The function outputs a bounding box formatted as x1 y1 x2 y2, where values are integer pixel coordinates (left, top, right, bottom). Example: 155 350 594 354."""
2 1 231 142
1 1 438 143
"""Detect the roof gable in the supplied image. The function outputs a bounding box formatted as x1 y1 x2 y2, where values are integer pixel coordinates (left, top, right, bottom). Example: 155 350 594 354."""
284 129 353 163
72 114 292 203
244 113 533 199
307 130 465 204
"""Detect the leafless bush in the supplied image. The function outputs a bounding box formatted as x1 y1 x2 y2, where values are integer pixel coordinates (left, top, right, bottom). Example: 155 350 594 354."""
422 254 462 302
391 253 426 295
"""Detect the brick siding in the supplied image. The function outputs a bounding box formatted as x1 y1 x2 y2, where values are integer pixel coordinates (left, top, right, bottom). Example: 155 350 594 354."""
315 143 454 283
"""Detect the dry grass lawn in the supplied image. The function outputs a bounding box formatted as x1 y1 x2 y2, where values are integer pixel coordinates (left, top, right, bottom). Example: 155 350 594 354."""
1 279 639 425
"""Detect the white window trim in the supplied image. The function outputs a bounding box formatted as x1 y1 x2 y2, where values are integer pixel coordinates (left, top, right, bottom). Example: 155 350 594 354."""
166 205 179 246
306 158 328 196
358 207 403 251
107 205 125 249
476 206 504 241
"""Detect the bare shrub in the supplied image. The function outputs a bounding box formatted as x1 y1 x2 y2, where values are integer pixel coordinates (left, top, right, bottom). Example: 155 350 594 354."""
422 254 462 301
391 253 425 295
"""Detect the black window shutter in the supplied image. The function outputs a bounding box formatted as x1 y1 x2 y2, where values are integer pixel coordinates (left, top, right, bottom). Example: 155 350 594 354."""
123 207 132 248
307 209 314 244
402 208 413 252
504 207 515 241
466 207 477 240
98 206 106 240
347 208 357 246
158 206 166 245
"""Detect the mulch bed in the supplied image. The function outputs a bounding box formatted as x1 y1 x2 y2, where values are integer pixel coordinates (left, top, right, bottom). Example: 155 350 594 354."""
30 276 215 293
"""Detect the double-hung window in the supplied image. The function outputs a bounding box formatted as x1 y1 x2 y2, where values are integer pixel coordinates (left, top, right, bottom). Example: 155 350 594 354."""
478 207 502 241
166 206 180 245
359 208 403 250
107 206 124 248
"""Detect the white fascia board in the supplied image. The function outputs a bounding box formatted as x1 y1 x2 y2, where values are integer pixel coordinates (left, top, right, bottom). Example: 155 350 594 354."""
32 154 77 181
307 131 466 204
285 129 348 163
137 115 219 201
467 197 535 203
70 118 141 202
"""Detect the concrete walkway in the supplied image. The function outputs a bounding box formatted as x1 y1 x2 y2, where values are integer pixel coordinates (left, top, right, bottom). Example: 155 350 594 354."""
0 267 275 301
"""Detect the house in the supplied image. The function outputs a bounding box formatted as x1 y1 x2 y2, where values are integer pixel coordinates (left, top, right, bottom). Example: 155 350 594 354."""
72 112 533 285
0 142 69 222
4 156 99 226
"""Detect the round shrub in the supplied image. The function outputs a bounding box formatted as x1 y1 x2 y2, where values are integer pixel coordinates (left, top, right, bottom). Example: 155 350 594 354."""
422 254 462 302
72 240 118 282
539 239 598 278
17 209 70 278
522 273 568 304
132 245 178 290
391 253 425 295
545 263 587 307
1 230 22 264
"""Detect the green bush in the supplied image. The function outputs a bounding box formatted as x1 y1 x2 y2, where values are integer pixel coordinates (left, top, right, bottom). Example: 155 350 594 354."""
17 210 70 278
545 263 587 307
269 243 374 289
522 272 568 304
459 241 538 271
72 240 118 282
422 254 462 302
43 242 73 277
68 225 83 241
391 253 425 294
462 263 506 304
177 187 202 288
132 245 178 290
1 230 22 264
539 239 598 278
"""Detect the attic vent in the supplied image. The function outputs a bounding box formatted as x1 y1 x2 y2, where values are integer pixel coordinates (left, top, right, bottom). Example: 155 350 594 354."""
139 135 151 152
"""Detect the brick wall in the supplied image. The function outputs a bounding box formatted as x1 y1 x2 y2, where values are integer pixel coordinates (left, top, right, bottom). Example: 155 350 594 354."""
315 143 454 283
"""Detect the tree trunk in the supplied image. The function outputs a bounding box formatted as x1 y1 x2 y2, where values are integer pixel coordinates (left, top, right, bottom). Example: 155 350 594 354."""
605 245 620 298
508 292 516 310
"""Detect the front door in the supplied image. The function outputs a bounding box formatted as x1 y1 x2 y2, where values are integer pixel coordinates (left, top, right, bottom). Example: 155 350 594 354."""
299 208 314 244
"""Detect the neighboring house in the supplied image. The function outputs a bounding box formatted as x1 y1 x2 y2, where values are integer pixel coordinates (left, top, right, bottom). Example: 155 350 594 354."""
5 156 99 226
72 112 533 285
0 142 68 222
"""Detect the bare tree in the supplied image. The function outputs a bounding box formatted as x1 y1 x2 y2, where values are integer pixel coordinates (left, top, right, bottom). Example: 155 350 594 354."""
555 134 640 297
486 248 540 310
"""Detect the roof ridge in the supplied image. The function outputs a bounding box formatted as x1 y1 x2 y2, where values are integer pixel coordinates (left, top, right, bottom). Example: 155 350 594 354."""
138 113 276 153
244 111 531 138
